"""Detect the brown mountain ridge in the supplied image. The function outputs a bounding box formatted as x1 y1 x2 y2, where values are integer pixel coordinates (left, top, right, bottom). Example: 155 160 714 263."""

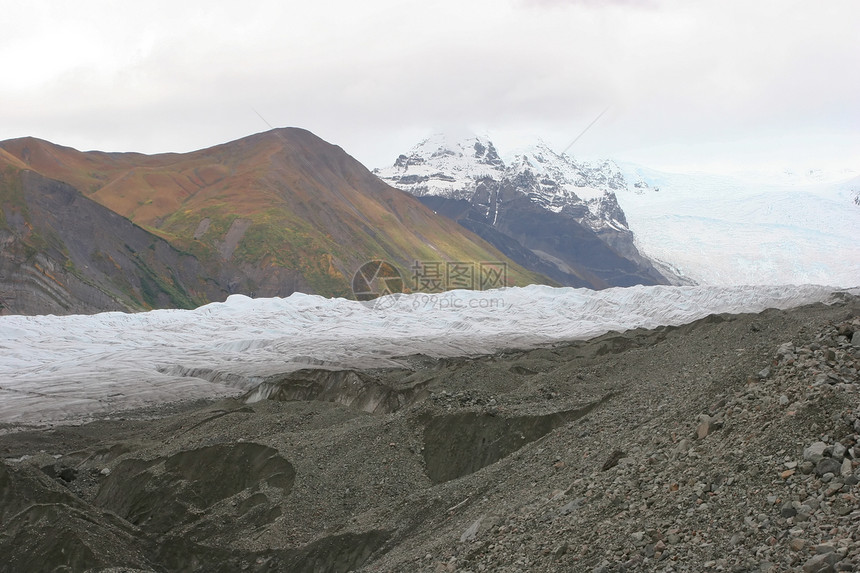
0 128 551 315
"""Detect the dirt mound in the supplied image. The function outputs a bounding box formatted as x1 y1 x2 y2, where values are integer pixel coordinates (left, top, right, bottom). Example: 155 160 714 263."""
245 368 429 414
0 462 153 572
94 443 294 535
423 397 608 483
149 529 392 573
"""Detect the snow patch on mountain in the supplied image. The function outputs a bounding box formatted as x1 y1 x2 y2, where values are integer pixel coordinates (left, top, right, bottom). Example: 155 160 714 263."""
505 142 640 233
381 133 505 200
837 175 860 207
762 167 857 186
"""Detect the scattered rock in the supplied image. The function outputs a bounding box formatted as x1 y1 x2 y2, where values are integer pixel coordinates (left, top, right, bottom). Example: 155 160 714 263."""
815 457 843 477
459 516 483 543
803 552 841 573
600 449 625 471
804 442 828 464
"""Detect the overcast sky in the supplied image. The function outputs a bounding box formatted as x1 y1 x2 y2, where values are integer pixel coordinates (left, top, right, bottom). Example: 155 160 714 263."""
2 0 858 173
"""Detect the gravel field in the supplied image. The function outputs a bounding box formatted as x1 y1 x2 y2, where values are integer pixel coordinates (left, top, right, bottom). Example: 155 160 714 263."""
1 295 858 572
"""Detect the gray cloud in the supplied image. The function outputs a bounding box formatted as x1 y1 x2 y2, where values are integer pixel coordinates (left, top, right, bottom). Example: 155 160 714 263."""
1 0 857 172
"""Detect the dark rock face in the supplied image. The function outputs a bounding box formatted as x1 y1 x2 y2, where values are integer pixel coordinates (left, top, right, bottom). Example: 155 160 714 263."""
420 188 669 288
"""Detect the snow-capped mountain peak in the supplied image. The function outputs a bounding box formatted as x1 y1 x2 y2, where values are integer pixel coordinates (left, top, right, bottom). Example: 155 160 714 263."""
399 132 501 166
376 133 640 226
378 132 505 200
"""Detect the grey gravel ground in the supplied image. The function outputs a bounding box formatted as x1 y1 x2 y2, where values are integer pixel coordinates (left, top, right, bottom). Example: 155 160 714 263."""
1 295 858 573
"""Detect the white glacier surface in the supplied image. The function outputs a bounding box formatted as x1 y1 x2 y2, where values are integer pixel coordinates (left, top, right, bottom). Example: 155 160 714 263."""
0 284 844 426
616 168 860 287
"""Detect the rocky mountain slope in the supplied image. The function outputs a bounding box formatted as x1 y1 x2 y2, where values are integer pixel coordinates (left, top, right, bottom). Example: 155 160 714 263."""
375 134 673 289
0 130 548 314
0 159 246 315
1 295 857 572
